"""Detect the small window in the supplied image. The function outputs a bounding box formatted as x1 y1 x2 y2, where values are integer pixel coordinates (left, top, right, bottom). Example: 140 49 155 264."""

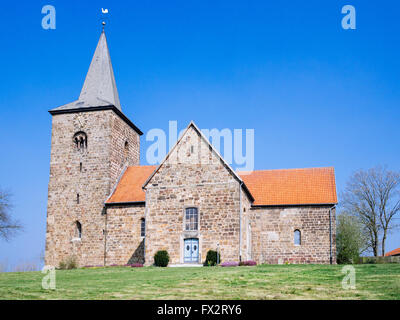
294 229 301 245
73 131 87 151
76 193 80 204
124 141 129 160
185 207 198 231
79 162 82 172
76 221 82 239
140 218 145 237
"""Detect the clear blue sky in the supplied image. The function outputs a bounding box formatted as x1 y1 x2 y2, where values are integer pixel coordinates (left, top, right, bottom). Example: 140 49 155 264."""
0 1 399 269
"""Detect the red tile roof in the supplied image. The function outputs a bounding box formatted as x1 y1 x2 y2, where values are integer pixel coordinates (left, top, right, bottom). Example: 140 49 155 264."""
106 165 156 203
385 248 400 257
238 167 337 206
106 166 337 206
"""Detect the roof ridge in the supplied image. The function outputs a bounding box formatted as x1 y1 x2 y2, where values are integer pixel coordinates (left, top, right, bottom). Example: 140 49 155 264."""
237 166 334 174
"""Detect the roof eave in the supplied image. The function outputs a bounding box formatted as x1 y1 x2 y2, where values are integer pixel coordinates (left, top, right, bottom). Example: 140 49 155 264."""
105 201 146 207
48 105 143 136
251 202 337 208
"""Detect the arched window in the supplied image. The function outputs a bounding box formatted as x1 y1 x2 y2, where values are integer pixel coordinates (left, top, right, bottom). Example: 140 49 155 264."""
73 131 87 151
76 221 82 239
294 229 301 245
140 218 145 237
124 141 129 160
185 207 198 231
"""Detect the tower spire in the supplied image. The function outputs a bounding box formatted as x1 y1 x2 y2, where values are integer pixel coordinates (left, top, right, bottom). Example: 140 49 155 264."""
78 29 121 110
50 28 121 112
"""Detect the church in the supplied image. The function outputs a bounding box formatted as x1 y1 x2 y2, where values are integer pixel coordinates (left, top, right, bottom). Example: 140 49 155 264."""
44 29 337 267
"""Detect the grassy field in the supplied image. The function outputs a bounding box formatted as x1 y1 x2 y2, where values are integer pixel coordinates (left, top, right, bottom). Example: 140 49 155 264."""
0 264 399 300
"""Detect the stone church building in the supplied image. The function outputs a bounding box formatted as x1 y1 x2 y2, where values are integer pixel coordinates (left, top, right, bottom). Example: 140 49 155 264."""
45 30 337 267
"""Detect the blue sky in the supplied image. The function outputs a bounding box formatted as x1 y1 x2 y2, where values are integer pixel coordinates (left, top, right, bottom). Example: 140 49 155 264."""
0 1 399 269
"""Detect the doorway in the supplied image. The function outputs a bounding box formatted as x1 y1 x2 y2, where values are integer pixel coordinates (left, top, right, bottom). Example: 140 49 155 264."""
184 238 199 263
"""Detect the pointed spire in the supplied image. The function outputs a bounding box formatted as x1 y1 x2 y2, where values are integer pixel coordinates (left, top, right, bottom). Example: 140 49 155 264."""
78 29 121 110
49 27 143 136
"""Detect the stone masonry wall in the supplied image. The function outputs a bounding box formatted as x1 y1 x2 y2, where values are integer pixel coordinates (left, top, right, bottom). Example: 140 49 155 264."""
45 109 140 267
110 113 140 183
248 206 336 264
144 126 243 265
105 204 145 265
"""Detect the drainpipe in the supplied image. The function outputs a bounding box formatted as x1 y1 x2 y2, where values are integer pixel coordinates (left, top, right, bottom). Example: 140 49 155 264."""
143 187 147 265
103 206 108 267
217 242 220 265
239 181 243 262
329 205 336 265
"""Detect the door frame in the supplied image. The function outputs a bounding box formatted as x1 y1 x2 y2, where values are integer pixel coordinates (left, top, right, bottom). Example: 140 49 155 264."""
180 234 203 264
183 238 199 263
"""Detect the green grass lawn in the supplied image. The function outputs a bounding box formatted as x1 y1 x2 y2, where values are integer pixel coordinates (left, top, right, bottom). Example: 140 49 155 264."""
0 264 399 300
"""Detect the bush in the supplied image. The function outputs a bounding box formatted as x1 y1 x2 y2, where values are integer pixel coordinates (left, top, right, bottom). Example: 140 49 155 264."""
154 250 169 267
204 250 221 266
336 213 366 264
220 261 239 267
58 256 78 270
239 260 256 266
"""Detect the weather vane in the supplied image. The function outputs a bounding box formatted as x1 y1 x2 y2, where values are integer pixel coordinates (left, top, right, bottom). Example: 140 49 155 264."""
101 8 109 30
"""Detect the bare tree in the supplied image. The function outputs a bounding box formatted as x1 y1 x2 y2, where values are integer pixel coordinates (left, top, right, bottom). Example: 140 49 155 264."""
342 166 400 256
0 188 22 241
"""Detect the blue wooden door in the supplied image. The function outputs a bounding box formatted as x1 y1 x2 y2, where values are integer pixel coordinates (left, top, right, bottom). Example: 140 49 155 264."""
184 238 199 263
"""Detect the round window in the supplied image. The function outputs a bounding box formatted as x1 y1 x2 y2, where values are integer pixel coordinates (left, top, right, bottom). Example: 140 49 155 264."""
186 245 190 250
194 245 197 250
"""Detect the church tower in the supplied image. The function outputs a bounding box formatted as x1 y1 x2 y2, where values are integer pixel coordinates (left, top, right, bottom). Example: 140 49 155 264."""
45 29 142 267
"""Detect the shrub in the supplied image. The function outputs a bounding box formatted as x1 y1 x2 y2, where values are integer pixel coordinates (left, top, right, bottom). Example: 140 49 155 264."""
66 256 78 269
366 257 377 264
58 256 78 270
204 250 221 266
239 260 256 266
336 213 366 264
220 261 239 267
154 250 169 267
